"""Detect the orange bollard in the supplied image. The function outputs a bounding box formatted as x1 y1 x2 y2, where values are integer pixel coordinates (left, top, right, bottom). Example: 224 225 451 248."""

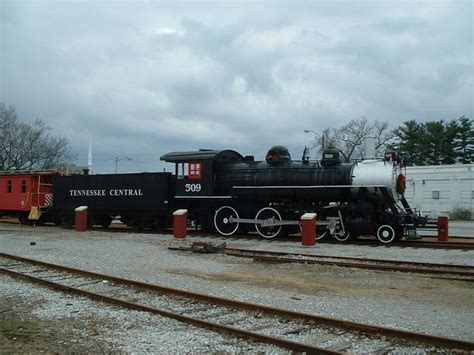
173 209 188 239
437 216 449 241
75 206 88 232
301 213 317 247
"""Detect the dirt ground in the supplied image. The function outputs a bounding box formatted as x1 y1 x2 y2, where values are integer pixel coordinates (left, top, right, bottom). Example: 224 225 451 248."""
0 295 119 353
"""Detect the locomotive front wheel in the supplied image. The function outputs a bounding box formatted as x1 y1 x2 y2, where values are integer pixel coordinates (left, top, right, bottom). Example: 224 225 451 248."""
376 225 396 243
255 207 283 239
214 206 240 236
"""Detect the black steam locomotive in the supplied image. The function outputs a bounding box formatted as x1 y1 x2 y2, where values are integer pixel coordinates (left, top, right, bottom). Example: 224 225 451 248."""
51 145 425 243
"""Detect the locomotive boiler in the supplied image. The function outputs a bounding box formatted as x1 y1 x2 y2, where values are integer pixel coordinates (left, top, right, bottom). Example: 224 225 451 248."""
161 145 424 243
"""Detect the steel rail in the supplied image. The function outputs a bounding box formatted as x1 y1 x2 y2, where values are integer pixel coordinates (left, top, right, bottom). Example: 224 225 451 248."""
394 240 474 249
118 228 474 249
0 252 473 351
223 248 474 279
225 247 474 269
0 267 333 354
249 255 474 280
319 238 474 250
1 220 472 248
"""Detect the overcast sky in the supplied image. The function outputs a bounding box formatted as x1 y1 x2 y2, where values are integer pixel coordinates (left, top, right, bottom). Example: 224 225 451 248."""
1 0 472 173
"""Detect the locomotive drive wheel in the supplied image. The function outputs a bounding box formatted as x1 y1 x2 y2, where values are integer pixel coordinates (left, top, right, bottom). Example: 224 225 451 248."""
376 224 397 243
316 229 329 240
255 207 282 239
214 206 240 236
334 231 352 242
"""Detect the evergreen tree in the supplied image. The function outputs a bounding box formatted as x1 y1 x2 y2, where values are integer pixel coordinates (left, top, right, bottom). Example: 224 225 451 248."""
393 120 426 166
424 121 445 165
441 119 459 164
455 116 474 163
393 116 473 166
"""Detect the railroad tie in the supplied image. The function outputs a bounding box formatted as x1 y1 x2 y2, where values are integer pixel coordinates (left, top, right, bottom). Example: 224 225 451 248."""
325 341 353 352
305 333 334 345
369 342 393 355
246 323 274 332
281 326 308 335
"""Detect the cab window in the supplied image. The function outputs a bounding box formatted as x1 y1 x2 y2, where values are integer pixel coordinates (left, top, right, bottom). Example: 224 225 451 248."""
177 163 189 179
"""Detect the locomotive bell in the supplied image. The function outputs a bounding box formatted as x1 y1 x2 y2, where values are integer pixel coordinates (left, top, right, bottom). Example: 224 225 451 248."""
266 145 291 165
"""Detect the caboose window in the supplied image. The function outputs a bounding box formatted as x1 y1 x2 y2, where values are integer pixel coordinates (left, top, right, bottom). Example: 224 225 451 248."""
7 180 12 193
21 180 27 193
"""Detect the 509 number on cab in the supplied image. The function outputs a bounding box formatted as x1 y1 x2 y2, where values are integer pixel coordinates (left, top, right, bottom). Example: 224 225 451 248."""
185 183 202 193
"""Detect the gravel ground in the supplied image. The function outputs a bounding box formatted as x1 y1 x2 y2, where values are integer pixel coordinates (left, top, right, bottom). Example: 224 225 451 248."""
1 223 473 352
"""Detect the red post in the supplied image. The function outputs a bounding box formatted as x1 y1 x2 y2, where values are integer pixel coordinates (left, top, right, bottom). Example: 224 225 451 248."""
301 213 317 247
75 206 88 232
437 215 449 241
173 209 188 239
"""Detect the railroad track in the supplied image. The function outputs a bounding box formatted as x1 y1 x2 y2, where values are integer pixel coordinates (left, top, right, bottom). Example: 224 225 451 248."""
392 240 474 250
100 227 474 250
1 220 472 250
333 237 474 250
170 244 474 281
1 252 473 353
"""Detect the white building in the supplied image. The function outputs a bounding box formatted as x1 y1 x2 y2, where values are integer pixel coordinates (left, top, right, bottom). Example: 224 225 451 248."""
404 164 474 218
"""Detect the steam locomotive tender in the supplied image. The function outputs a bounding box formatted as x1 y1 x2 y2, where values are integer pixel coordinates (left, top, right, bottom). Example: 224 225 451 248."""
161 146 425 243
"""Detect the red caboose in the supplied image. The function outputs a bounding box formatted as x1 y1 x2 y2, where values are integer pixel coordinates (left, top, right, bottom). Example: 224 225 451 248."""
0 171 59 224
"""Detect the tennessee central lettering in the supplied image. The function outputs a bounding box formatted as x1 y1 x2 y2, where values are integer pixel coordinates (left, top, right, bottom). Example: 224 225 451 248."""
69 189 144 197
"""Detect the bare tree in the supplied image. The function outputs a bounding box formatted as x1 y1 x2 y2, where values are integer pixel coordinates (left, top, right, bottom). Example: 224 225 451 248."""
337 117 373 161
308 117 395 161
0 103 75 171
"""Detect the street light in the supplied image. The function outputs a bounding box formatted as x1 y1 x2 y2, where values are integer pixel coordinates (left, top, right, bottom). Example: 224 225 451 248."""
115 157 132 174
304 129 325 151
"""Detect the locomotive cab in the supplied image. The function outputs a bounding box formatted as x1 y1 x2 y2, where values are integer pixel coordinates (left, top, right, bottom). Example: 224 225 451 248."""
160 149 244 198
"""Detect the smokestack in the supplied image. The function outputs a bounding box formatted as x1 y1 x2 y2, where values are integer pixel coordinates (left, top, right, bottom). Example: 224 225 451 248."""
363 136 376 160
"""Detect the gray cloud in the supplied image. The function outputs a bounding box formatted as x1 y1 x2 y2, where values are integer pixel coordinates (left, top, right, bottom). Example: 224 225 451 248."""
1 0 472 173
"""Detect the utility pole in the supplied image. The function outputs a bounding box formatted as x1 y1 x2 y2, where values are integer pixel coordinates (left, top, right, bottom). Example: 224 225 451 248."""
304 129 325 151
115 157 132 174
